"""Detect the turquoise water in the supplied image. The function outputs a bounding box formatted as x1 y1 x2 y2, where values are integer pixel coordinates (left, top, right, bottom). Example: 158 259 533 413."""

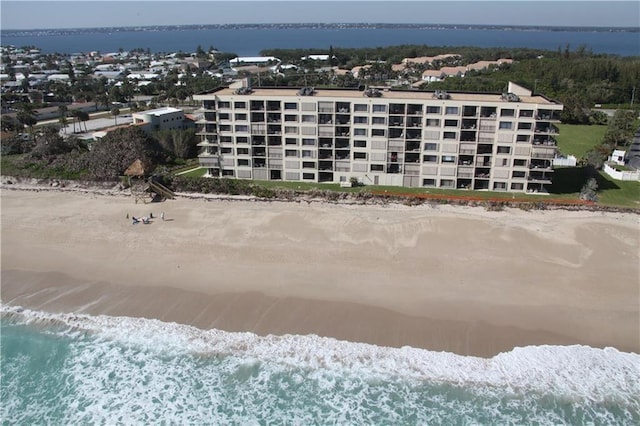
2 306 639 424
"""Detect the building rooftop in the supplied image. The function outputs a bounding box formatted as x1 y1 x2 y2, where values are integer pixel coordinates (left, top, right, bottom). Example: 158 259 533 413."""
197 86 561 106
135 107 182 116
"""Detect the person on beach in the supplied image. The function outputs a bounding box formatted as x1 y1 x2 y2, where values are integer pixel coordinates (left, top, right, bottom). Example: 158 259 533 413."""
132 216 139 224
161 212 165 221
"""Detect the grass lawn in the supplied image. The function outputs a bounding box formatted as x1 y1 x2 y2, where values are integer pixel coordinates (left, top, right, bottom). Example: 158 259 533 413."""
555 123 607 159
176 167 207 178
595 172 640 208
248 179 580 202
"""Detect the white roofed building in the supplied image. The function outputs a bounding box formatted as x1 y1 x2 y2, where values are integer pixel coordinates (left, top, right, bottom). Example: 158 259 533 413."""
132 107 195 134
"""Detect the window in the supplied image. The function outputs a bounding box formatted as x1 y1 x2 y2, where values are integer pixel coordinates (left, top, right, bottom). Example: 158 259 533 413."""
500 109 515 117
220 136 232 143
354 140 367 148
234 102 246 109
372 104 387 113
423 155 438 163
235 113 247 121
354 104 368 112
440 179 455 188
302 150 314 158
422 178 436 187
517 122 532 130
444 119 458 127
513 159 527 167
354 128 366 136
426 118 440 127
285 149 299 158
512 171 526 178
493 182 506 190
237 159 250 166
285 138 298 146
301 103 316 112
218 113 230 120
445 106 459 115
237 147 249 155
219 125 232 132
302 161 316 169
222 169 234 176
497 146 511 154
426 106 441 114
370 164 384 172
511 182 524 190
501 158 509 166
301 115 316 123
354 116 368 124
302 138 316 146
371 129 386 137
516 134 530 143
284 126 298 135
499 121 513 130
235 125 249 132
218 101 231 109
303 173 315 180
519 109 534 118
372 116 386 125
443 131 457 140
284 102 298 110
284 114 298 122
424 142 438 151
353 152 367 160
441 155 456 163
236 136 249 144
221 147 233 154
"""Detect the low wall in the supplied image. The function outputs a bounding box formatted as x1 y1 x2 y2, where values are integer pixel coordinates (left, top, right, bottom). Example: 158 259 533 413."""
603 163 640 181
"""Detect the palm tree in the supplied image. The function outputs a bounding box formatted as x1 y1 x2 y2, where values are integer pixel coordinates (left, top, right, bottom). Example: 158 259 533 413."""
58 105 68 134
111 107 120 126
77 110 90 132
16 102 38 140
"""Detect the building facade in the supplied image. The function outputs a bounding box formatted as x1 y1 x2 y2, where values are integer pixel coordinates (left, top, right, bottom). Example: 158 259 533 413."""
193 82 562 193
132 107 194 134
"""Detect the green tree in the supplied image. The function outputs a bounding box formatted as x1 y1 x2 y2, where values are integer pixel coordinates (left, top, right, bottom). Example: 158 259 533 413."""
86 127 160 180
603 109 637 147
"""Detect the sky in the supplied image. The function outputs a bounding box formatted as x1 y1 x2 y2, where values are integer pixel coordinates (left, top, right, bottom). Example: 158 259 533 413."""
1 1 639 30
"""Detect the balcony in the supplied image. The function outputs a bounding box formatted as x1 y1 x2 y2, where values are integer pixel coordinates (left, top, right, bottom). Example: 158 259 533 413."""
531 147 556 159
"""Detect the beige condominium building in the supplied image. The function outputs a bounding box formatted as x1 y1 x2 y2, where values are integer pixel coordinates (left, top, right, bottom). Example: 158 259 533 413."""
193 82 562 193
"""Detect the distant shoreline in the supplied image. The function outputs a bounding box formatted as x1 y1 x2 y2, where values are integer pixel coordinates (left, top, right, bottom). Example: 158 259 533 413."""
3 23 639 37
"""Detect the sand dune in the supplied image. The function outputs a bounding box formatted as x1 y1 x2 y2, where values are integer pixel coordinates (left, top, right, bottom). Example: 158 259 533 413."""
2 187 638 357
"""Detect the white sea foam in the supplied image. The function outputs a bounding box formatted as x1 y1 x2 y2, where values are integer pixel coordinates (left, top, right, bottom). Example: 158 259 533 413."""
2 305 639 424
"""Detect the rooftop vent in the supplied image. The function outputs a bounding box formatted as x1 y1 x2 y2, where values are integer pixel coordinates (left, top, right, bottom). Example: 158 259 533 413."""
297 87 315 96
501 92 520 102
234 87 253 95
432 90 450 100
363 88 382 97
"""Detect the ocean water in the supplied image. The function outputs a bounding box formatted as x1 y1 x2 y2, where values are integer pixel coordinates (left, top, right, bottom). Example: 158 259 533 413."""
2 305 639 425
1 27 638 56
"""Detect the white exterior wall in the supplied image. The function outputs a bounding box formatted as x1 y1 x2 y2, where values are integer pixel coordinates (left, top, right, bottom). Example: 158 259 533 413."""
132 107 186 133
194 86 562 192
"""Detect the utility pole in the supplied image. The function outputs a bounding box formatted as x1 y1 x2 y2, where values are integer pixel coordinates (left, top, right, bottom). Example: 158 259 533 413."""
631 86 636 107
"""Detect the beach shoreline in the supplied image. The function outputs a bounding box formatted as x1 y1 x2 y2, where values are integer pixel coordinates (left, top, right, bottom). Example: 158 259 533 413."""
2 186 639 357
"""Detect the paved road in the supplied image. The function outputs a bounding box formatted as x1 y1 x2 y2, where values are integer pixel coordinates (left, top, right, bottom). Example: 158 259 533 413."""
36 110 134 138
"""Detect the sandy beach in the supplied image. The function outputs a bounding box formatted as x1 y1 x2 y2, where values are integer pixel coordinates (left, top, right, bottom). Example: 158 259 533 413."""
1 186 638 357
